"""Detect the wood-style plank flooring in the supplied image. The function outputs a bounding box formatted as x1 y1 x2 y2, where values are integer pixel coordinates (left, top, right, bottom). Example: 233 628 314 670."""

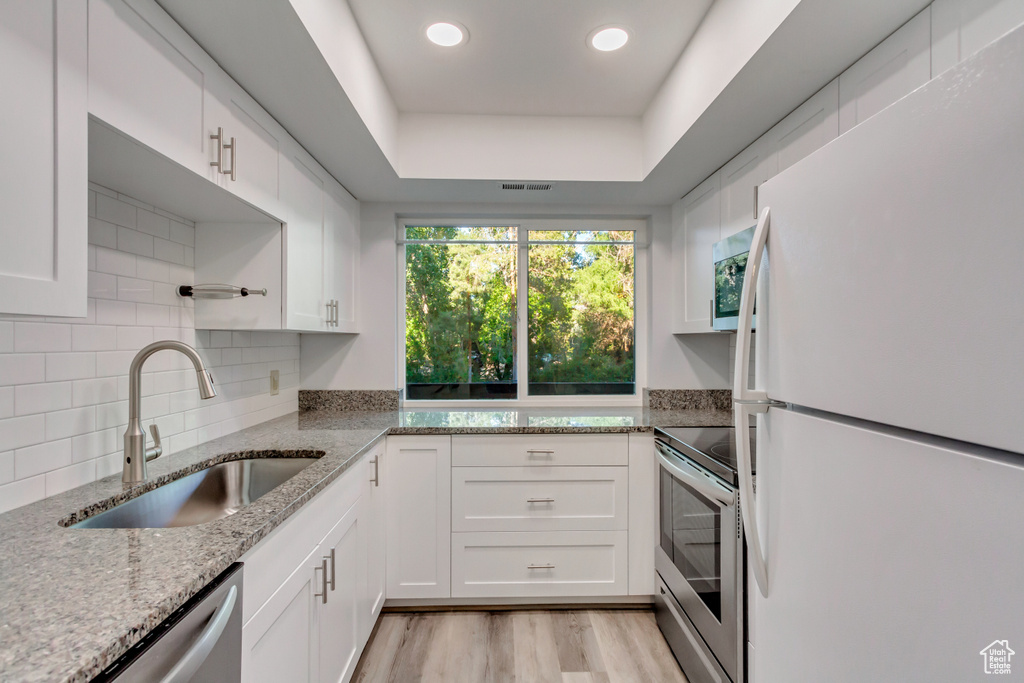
351 609 689 683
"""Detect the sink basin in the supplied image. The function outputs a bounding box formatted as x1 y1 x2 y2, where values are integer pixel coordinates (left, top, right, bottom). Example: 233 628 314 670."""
70 457 320 529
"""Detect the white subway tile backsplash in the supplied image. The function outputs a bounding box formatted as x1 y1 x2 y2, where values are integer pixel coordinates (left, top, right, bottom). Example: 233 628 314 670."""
118 227 154 258
0 354 46 385
72 377 119 408
45 460 97 497
94 247 136 277
0 450 13 484
95 299 137 326
0 322 13 353
0 388 13 419
96 193 136 229
96 350 137 378
136 257 170 284
136 209 171 239
0 476 45 515
72 326 118 352
116 326 154 351
88 272 118 300
46 353 96 382
154 237 185 265
169 221 195 247
117 277 155 304
72 428 118 464
136 304 171 327
15 382 72 416
0 187 299 512
14 322 71 353
88 218 118 249
96 400 128 431
45 407 96 441
14 439 72 479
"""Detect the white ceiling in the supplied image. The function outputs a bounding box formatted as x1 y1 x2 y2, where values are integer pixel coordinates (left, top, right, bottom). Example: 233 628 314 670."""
346 0 713 117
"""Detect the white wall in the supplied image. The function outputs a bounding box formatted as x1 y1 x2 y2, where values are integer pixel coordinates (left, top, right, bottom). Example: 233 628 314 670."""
0 185 299 513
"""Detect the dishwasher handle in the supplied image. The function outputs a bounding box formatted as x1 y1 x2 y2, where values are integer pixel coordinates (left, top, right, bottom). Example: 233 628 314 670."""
159 584 238 683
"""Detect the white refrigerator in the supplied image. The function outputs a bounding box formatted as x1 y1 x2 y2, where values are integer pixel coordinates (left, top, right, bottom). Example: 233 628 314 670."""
734 22 1024 683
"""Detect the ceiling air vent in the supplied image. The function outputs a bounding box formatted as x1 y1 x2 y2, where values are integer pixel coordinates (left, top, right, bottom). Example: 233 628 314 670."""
500 182 554 191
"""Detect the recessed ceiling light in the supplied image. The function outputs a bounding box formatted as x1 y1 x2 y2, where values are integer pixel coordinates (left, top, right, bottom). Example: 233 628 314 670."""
589 26 629 52
426 22 466 47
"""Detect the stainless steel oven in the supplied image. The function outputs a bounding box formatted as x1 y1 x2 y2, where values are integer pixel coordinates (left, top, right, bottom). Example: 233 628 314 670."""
655 436 745 683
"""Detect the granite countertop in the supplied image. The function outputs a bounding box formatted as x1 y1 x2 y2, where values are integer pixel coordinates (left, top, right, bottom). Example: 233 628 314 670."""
0 405 730 683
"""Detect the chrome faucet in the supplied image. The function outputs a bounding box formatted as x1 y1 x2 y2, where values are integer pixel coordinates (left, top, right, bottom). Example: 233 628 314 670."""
123 340 217 483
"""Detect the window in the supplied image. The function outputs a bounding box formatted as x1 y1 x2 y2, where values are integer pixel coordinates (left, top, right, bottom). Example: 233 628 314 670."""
402 221 639 401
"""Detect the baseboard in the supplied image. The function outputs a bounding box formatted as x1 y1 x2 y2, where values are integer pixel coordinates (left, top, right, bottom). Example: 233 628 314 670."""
382 595 654 611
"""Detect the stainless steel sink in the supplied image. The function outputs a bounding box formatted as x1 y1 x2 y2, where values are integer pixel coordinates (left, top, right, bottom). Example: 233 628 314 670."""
70 457 319 529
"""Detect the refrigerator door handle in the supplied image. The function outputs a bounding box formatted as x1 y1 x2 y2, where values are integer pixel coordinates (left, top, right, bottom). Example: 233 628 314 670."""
734 206 771 597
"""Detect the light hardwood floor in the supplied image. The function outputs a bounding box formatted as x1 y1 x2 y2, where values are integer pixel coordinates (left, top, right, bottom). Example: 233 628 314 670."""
351 609 689 683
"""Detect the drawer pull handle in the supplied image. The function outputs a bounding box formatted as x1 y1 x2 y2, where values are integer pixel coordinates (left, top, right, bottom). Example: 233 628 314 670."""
527 498 555 504
526 449 555 456
527 564 556 570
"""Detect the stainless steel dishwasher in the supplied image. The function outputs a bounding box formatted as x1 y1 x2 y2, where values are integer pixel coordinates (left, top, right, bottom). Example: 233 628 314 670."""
92 563 242 683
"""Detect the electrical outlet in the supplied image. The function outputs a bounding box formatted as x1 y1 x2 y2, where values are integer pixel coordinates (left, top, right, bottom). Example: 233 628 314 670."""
270 370 279 395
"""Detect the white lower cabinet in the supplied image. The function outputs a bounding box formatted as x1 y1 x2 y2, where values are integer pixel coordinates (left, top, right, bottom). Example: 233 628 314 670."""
451 530 629 598
361 443 386 636
385 436 451 600
317 499 362 683
241 450 385 683
243 543 321 683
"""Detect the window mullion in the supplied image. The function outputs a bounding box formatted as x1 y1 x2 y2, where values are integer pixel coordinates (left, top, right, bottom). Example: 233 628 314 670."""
517 233 528 400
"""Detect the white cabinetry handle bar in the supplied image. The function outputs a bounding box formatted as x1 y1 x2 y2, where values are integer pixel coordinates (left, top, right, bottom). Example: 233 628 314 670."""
526 449 554 456
210 127 224 173
370 455 379 487
527 564 555 570
733 206 772 598
223 136 236 181
314 557 328 604
325 548 336 591
526 498 554 504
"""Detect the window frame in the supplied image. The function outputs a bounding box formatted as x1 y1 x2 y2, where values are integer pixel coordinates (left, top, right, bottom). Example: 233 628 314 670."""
397 217 649 406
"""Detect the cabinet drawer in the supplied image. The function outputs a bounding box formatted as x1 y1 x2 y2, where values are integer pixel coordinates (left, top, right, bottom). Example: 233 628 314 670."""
452 434 628 467
452 466 627 532
452 530 628 598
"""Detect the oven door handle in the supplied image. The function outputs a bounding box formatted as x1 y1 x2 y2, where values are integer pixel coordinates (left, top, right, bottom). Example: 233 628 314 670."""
655 443 735 508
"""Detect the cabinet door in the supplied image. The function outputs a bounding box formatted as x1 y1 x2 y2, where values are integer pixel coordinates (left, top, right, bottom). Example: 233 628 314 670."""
323 179 360 333
385 436 451 599
720 133 777 240
838 8 931 134
243 544 321 683
318 498 363 683
281 144 326 331
88 0 208 176
673 172 720 332
770 79 840 175
362 444 386 638
932 0 1024 75
205 70 283 212
0 1 87 317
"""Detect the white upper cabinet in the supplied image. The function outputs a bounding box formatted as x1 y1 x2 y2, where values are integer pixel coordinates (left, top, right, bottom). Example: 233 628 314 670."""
673 172 721 333
839 8 932 135
720 134 777 240
204 69 283 213
931 0 1024 75
0 2 87 317
280 142 327 332
323 180 360 333
769 79 840 175
88 0 210 178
